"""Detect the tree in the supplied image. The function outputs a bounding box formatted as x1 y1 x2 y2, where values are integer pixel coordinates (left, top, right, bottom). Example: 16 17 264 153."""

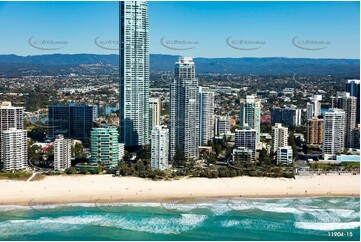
72 143 85 158
259 148 271 165
80 168 88 174
65 167 77 174
288 132 298 159
173 147 186 168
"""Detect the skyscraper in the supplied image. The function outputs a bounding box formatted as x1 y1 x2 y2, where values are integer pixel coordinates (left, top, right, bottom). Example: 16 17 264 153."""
346 80 360 124
271 123 288 153
149 98 161 133
48 103 94 144
2 128 28 171
306 95 322 119
151 125 169 170
331 92 357 148
240 95 261 145
323 109 345 160
91 128 119 169
119 1 149 147
199 87 214 145
307 117 323 145
170 57 200 160
54 135 72 171
214 116 230 136
0 102 24 164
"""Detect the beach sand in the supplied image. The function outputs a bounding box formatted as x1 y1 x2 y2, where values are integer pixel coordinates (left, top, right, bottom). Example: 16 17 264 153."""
0 174 359 205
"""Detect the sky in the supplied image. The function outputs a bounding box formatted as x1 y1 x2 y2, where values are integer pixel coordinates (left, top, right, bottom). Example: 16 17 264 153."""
0 1 359 58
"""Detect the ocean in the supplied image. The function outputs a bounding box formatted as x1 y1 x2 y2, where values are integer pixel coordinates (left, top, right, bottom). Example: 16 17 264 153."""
0 197 359 241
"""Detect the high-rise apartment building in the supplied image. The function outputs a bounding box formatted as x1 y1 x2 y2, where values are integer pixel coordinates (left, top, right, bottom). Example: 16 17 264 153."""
170 57 200 161
307 117 323 145
276 146 293 165
151 126 169 170
240 95 261 145
271 123 288 153
54 135 72 171
215 116 230 136
235 127 257 161
149 98 161 133
323 109 345 160
0 102 24 164
199 87 214 145
331 92 357 148
271 107 302 127
48 103 94 144
2 128 27 171
91 128 119 169
306 95 322 120
346 80 360 124
119 1 149 147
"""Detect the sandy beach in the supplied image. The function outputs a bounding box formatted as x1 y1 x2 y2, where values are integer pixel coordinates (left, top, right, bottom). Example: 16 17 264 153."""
0 174 359 205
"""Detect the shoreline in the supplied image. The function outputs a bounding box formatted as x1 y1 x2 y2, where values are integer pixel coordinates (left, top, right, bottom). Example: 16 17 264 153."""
0 174 359 206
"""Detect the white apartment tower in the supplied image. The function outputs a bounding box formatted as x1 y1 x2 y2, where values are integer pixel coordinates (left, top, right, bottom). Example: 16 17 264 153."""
54 135 72 171
170 57 200 161
323 109 346 160
0 102 24 164
276 146 293 165
215 116 231 136
199 87 214 145
119 1 149 147
271 123 288 153
2 128 28 171
151 126 169 170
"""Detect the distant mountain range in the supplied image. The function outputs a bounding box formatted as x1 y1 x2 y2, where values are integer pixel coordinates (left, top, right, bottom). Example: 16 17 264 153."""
0 54 359 76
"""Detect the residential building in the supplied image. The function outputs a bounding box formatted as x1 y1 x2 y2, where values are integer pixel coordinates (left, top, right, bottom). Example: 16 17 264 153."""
235 127 257 160
199 87 214 145
232 147 253 164
48 103 94 144
149 98 161 133
54 135 72 171
215 116 230 136
240 95 261 144
118 143 125 161
307 117 323 145
170 57 200 160
331 92 357 148
323 109 345 160
276 146 293 165
271 107 302 127
0 102 24 164
151 126 169 170
2 128 27 171
119 1 150 147
345 80 360 124
271 123 288 153
91 128 119 168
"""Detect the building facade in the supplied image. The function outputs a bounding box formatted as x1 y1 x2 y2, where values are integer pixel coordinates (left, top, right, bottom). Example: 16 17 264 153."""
240 95 261 145
323 109 345 160
215 116 230 137
307 117 323 145
271 123 288 153
0 102 24 164
271 107 302 127
54 135 72 171
48 103 94 144
235 127 257 161
170 57 200 161
331 92 357 148
346 80 360 124
276 146 293 165
151 126 169 170
2 128 27 171
199 87 214 145
149 98 161 134
91 128 119 168
119 1 150 147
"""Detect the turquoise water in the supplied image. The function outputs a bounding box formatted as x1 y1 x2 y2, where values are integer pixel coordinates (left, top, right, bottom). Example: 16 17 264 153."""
0 197 359 241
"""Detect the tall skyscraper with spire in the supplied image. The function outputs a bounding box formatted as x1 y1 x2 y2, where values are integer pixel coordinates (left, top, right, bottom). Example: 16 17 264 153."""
170 57 200 161
119 1 149 147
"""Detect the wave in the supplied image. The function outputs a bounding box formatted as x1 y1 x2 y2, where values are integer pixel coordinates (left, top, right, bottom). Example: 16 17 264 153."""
295 222 360 231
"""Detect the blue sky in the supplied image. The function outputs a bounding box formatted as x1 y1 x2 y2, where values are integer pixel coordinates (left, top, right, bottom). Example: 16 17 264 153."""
0 1 359 58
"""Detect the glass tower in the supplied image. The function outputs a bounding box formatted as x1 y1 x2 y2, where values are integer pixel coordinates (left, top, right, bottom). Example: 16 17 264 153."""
119 1 149 147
